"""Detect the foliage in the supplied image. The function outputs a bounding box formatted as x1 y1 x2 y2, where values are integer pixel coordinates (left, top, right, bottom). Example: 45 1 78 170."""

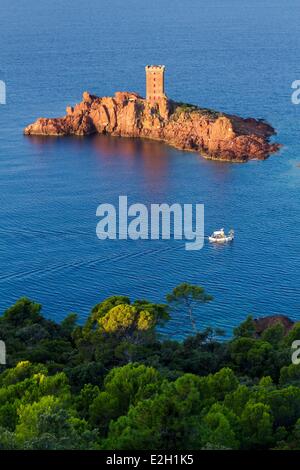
0 286 299 450
166 283 213 332
172 102 223 121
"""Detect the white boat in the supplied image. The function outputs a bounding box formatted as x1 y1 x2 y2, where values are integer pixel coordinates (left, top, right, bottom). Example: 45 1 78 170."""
209 228 234 243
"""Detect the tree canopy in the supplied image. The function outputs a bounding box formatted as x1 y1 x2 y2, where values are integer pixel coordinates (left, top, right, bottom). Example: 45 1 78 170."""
0 288 299 450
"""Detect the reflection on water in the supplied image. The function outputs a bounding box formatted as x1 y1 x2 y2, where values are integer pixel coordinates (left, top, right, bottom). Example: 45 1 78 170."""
26 133 171 190
93 134 169 177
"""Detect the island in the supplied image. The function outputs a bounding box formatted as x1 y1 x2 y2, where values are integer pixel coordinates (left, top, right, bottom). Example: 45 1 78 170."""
24 66 281 162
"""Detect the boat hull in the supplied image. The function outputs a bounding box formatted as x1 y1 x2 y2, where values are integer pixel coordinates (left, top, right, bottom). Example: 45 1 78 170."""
208 236 234 243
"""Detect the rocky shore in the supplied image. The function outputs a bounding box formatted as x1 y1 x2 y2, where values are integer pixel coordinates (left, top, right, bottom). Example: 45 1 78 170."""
24 91 281 162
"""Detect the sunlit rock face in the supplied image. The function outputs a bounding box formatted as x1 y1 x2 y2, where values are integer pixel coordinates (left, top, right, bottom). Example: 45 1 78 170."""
24 91 280 162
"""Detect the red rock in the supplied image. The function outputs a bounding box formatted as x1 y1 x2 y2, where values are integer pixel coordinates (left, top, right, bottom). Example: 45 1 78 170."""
254 315 295 336
24 92 281 162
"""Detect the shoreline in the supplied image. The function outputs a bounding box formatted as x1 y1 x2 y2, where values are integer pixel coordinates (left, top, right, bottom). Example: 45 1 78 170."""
24 91 281 163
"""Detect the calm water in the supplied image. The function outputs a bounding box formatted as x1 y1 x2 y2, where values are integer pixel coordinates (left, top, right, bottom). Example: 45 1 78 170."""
0 0 300 336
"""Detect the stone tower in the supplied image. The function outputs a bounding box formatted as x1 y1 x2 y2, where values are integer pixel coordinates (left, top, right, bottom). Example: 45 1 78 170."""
145 65 166 102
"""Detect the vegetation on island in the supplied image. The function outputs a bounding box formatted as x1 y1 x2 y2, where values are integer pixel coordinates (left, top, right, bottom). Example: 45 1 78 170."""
0 283 299 450
172 102 224 121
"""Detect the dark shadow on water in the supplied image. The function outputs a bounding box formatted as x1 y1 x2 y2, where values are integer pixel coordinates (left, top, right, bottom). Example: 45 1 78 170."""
25 133 237 188
25 133 174 183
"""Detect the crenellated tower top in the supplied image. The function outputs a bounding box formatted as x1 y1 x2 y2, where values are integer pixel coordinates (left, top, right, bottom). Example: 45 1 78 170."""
145 65 166 102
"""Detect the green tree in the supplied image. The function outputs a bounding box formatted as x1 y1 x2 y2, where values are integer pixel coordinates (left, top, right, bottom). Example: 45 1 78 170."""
16 395 60 443
201 403 239 449
99 304 154 334
60 313 78 337
103 374 204 450
224 384 251 416
0 291 300 451
259 386 300 428
240 402 274 449
229 337 276 378
1 297 43 327
233 315 255 338
280 363 300 386
283 323 300 346
89 363 161 434
15 395 96 449
0 298 75 368
166 283 213 332
201 367 239 402
261 323 285 346
0 427 18 449
85 296 131 332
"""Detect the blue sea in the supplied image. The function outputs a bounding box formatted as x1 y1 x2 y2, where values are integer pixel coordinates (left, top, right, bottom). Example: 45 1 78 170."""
0 0 299 337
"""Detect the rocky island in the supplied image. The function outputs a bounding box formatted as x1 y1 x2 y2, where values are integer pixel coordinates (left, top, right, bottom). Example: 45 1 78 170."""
24 66 280 162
